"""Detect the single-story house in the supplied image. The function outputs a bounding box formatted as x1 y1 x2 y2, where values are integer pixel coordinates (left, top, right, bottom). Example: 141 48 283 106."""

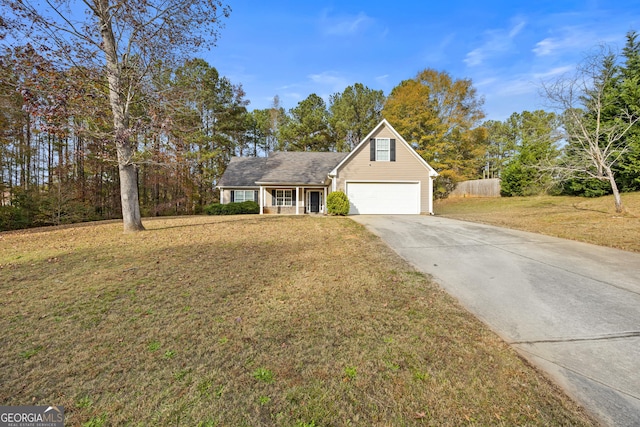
217 119 438 215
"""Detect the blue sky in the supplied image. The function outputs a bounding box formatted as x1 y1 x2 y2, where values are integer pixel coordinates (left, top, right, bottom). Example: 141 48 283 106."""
203 1 640 121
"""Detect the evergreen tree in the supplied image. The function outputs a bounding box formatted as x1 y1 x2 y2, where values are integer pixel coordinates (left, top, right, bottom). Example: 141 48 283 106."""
329 83 385 152
279 94 332 151
499 111 561 196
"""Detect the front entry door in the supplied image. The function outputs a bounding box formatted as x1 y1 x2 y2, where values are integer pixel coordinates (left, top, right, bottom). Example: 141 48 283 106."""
310 192 320 213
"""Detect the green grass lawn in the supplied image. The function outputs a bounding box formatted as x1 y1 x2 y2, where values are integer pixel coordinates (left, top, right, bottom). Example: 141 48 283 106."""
0 216 595 426
436 192 640 252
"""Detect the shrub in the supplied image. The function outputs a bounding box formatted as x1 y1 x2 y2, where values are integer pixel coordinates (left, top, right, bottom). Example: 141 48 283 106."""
204 201 259 215
0 205 29 231
560 177 611 197
500 161 542 196
327 190 350 215
434 170 460 199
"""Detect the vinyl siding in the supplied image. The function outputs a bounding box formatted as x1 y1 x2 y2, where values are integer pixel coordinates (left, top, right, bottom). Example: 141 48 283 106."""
335 125 432 214
220 188 259 204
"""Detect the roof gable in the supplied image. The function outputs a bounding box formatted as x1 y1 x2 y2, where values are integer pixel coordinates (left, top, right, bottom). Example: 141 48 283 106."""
330 119 438 177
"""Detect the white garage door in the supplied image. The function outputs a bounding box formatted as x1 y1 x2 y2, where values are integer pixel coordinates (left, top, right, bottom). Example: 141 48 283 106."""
346 182 420 214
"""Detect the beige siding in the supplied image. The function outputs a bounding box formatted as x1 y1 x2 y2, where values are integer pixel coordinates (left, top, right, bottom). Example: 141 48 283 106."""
221 189 231 204
220 188 259 204
335 125 433 213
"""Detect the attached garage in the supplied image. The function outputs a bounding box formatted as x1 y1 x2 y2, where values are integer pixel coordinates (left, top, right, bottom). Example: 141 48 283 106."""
346 181 420 214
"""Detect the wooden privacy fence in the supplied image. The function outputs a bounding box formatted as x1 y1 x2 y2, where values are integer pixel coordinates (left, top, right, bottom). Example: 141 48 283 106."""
450 178 501 198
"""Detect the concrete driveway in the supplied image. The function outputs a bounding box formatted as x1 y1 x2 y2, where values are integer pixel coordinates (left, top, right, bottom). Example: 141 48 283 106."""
351 215 640 427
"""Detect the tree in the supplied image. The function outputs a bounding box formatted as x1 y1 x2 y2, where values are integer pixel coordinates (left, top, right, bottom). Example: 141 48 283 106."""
495 111 561 196
543 46 640 213
2 0 230 231
383 69 487 197
146 58 249 212
329 83 385 151
482 119 517 179
279 94 332 151
612 31 640 192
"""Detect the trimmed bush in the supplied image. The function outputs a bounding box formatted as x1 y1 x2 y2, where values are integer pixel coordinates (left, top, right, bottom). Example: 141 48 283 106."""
327 190 350 216
204 201 259 215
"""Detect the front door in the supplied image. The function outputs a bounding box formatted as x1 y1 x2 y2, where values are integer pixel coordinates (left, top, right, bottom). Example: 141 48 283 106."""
310 192 320 213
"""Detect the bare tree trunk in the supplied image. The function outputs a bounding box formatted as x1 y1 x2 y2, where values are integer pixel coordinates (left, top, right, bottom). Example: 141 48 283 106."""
119 154 144 231
97 0 144 232
607 170 624 213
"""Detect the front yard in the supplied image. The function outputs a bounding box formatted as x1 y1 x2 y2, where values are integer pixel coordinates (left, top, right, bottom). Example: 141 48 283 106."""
0 215 595 426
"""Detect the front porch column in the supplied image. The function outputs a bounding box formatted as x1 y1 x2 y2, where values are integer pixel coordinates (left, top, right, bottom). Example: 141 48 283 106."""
296 186 300 215
323 187 327 214
259 186 264 215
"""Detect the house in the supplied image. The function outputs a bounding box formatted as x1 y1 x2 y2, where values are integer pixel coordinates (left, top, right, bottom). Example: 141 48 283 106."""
217 119 438 215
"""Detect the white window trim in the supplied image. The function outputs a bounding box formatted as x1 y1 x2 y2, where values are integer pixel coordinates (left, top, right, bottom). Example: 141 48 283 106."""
376 138 390 161
233 190 255 203
274 189 293 206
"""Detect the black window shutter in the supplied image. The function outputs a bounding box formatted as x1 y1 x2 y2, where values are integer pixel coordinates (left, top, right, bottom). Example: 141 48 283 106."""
370 138 376 161
254 190 259 202
230 191 235 203
272 190 276 206
292 189 296 206
390 139 396 162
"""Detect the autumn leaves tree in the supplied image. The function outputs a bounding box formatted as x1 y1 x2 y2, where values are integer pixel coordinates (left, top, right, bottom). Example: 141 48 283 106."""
383 69 487 196
2 0 230 231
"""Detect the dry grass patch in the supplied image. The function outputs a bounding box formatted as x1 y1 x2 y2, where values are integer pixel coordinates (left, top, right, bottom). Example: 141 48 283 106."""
1 215 595 426
437 192 640 252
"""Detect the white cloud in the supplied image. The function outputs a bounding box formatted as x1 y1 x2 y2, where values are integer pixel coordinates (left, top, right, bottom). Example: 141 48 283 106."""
320 10 374 36
464 18 527 67
495 78 537 96
308 71 349 91
533 65 574 79
464 48 485 67
474 77 498 87
509 20 527 38
533 38 558 56
423 33 456 64
375 74 389 85
532 27 598 57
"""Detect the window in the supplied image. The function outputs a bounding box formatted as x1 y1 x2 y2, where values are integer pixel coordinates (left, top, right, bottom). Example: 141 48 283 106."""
376 138 390 161
233 190 255 202
370 138 396 161
273 189 294 206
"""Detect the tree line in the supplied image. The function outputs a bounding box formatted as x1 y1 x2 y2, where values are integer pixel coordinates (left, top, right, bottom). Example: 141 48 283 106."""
484 32 640 212
0 0 638 230
1 40 491 230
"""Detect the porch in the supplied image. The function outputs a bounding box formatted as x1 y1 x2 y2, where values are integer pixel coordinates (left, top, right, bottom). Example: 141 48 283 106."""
259 186 327 215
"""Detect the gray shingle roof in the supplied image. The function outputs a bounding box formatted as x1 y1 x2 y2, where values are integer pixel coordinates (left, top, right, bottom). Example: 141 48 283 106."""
218 156 267 187
218 152 348 187
258 152 347 185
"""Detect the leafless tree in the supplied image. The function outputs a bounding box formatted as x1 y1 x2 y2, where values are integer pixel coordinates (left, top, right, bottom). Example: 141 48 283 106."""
542 48 639 213
1 0 230 231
